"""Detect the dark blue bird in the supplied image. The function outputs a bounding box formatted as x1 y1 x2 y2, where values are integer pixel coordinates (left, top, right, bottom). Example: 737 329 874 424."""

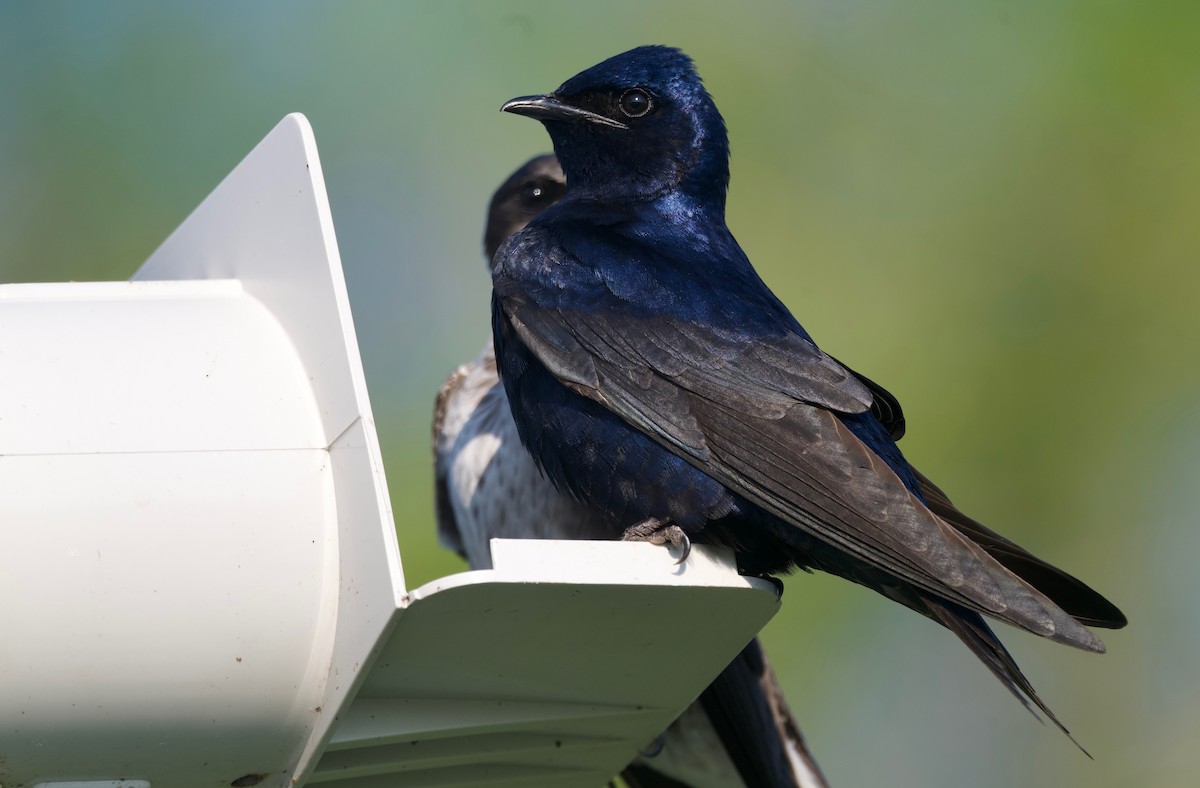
491 45 1125 747
437 154 828 788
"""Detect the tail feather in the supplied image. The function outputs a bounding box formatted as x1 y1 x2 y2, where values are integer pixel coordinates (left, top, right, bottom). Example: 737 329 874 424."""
912 467 1127 630
857 566 1095 753
698 638 829 788
919 594 1093 758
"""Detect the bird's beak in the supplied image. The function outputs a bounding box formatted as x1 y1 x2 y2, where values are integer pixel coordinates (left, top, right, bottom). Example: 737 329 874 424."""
501 94 629 130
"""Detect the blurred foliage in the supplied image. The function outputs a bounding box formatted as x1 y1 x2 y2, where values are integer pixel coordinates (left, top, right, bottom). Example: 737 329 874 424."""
2 2 1197 785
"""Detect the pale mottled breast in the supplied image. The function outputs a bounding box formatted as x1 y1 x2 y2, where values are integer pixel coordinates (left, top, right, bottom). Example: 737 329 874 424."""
433 339 616 570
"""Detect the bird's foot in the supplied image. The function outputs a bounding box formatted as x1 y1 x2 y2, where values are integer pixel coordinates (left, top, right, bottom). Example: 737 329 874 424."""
622 518 691 564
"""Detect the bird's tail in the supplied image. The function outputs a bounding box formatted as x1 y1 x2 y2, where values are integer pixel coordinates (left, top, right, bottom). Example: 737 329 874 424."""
918 594 1093 758
912 467 1127 630
698 638 830 788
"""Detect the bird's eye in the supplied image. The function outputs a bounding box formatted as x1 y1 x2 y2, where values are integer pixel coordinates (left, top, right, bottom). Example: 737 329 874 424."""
518 183 547 208
619 89 653 118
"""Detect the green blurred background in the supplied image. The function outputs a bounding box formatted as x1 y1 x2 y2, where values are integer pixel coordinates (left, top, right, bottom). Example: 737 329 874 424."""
2 2 1196 785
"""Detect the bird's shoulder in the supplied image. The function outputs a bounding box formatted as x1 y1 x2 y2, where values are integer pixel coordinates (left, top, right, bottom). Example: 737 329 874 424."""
492 196 875 420
495 196 795 332
433 345 505 557
433 342 502 455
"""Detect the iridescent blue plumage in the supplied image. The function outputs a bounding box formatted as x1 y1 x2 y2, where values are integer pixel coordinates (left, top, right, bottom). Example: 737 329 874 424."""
492 45 1124 748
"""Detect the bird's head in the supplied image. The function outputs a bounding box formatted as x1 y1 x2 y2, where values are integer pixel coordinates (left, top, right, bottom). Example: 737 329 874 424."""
501 46 729 208
483 154 566 264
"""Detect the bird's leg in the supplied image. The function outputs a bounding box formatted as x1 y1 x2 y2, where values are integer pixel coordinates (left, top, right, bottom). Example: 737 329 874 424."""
621 517 691 564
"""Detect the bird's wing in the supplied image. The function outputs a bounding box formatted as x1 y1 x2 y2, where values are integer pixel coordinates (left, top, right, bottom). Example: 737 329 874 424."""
832 356 906 440
433 363 470 558
502 296 875 459
496 289 1102 652
911 467 1127 629
818 357 1123 629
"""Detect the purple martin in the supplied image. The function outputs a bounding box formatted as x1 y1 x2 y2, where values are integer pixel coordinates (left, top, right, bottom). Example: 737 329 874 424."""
434 154 828 788
490 46 1126 748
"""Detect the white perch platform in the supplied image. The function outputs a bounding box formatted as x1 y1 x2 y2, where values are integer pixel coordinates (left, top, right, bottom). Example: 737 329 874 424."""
0 115 780 788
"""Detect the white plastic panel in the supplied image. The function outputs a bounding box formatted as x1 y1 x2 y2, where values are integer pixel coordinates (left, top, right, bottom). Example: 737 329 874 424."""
0 114 400 788
288 417 407 782
134 113 370 453
0 280 323 455
0 449 336 786
309 541 780 787
131 117 409 774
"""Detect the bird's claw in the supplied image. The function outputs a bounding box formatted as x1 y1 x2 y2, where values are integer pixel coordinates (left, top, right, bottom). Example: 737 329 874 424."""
621 518 692 564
